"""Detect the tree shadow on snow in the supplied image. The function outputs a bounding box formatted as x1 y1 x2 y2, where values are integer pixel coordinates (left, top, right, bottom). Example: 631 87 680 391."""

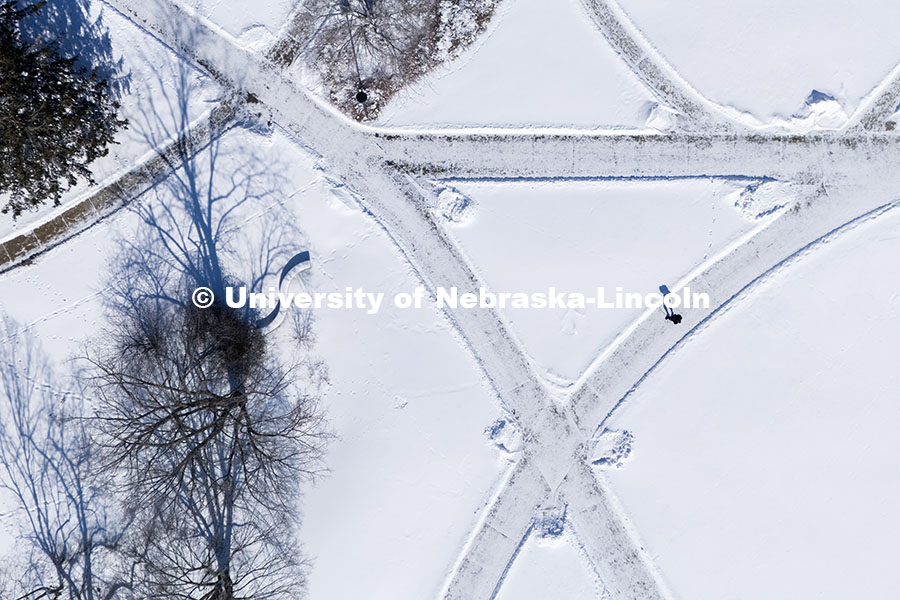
14 0 130 98
111 49 305 327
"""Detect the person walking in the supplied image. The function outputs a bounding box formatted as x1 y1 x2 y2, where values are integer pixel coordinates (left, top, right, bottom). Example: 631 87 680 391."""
658 284 683 325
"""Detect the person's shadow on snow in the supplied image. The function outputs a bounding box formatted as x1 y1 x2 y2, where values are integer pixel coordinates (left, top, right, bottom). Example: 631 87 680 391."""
658 284 682 325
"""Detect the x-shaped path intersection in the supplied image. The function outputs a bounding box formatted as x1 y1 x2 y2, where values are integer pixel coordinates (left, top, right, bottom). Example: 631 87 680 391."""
13 1 900 596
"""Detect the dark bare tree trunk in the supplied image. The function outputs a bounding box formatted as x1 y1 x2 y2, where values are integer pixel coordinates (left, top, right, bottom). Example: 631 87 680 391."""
88 69 327 599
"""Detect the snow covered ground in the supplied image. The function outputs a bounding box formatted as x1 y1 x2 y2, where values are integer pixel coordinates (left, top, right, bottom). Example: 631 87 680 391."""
174 0 298 50
0 125 510 599
438 178 783 386
496 526 606 600
375 0 658 129
4 0 900 598
603 203 900 600
287 136 509 600
617 0 900 126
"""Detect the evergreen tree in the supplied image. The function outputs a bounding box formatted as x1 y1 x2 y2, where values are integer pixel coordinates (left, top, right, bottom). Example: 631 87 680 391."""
0 1 126 217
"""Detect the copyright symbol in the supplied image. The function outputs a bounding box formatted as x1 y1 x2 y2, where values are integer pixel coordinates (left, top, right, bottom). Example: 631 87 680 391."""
192 287 214 309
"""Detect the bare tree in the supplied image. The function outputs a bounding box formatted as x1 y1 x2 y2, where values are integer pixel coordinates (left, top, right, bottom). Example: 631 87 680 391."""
87 66 327 599
293 0 437 116
0 316 132 600
91 299 326 599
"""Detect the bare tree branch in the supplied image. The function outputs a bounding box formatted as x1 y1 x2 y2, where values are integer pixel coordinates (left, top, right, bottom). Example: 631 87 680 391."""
0 315 130 600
